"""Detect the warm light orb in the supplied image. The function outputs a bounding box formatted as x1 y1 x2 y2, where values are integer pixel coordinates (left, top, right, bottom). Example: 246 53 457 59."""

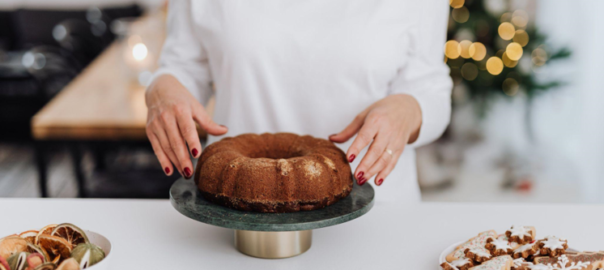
450 0 464 8
486 57 504 75
513 30 529 47
444 40 461 59
503 78 519 96
500 12 512 23
452 7 470 23
459 40 473 59
461 62 478 81
512 10 529 28
469 42 487 61
506 42 523 61
498 22 515 40
532 47 548 66
502 53 518 68
132 43 148 61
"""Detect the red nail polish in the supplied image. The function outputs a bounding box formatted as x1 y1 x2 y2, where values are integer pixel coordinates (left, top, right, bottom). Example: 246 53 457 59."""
164 167 170 174
184 167 192 178
192 148 199 157
358 177 367 185
357 171 364 179
376 178 384 186
348 154 356 163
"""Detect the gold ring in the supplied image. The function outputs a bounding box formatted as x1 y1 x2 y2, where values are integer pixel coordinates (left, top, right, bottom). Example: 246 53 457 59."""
386 149 393 155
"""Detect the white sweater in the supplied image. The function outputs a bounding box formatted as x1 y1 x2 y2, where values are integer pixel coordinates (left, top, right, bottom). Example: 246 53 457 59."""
154 0 452 203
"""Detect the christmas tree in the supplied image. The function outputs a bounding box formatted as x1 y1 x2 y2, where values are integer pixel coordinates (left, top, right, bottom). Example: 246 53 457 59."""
445 0 571 115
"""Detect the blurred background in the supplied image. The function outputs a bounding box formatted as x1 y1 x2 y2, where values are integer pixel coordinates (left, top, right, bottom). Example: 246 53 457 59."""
0 0 601 203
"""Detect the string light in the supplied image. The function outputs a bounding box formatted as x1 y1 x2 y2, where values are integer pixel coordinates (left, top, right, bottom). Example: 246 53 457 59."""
486 57 504 75
450 0 464 8
502 78 519 96
459 40 473 58
461 62 478 81
452 7 470 23
498 22 515 40
502 52 518 68
469 42 487 61
513 30 529 47
532 47 548 66
506 42 523 61
511 10 529 28
444 40 461 59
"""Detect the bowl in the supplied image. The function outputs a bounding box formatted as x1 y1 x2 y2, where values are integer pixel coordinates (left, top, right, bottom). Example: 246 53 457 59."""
82 230 112 270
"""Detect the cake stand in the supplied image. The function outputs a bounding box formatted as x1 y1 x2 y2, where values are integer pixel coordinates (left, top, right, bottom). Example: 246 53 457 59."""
170 178 374 259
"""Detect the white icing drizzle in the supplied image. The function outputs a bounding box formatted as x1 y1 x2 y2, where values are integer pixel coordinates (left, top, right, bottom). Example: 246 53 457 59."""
514 258 531 267
473 256 512 270
489 238 512 251
542 236 567 250
515 242 536 254
468 247 492 258
509 225 532 238
529 255 591 270
450 258 471 267
443 262 460 270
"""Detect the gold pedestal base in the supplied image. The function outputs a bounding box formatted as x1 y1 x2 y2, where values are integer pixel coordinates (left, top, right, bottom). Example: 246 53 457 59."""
234 230 312 259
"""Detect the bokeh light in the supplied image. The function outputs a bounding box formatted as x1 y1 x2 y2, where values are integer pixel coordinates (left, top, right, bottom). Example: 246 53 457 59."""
459 40 473 59
486 57 504 75
498 22 515 40
500 12 512 22
469 42 487 61
513 30 529 47
502 78 519 96
506 42 523 61
461 62 479 81
444 40 461 59
452 7 470 23
132 43 148 61
502 52 518 68
450 0 465 8
532 47 548 66
511 10 529 28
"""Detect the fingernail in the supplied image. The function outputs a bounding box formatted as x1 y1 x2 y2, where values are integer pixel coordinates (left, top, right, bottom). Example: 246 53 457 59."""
356 171 364 179
348 154 356 163
192 148 199 157
358 177 367 186
376 178 384 186
184 167 192 178
164 167 171 175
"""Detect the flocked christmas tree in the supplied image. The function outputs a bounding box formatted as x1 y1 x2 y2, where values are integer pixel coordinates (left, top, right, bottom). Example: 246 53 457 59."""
445 0 571 117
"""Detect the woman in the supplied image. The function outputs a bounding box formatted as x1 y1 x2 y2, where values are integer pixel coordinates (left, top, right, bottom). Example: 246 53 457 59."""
146 0 452 203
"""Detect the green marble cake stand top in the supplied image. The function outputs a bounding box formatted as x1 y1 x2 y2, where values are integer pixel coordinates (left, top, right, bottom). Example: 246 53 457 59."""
169 178 375 232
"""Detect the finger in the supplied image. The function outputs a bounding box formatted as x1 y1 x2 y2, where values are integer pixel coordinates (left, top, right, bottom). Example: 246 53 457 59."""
147 131 173 176
374 150 402 186
361 143 396 185
346 117 379 169
153 123 183 176
354 129 391 183
329 109 369 144
161 112 194 179
192 105 228 136
174 107 202 158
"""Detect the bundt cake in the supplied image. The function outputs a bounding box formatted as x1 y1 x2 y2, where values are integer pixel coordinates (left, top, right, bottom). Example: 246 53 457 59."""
194 133 353 213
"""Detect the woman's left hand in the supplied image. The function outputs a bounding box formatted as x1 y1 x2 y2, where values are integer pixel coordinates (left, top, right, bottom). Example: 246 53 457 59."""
329 94 422 186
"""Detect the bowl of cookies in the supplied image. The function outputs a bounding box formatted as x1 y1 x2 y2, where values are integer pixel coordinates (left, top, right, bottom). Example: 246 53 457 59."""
438 225 603 270
0 223 111 270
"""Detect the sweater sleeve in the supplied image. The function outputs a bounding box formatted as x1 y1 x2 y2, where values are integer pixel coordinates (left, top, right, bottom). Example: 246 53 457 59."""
152 0 213 105
388 0 453 148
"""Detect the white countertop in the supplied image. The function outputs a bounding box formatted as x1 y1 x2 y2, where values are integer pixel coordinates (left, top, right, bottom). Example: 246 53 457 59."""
1 199 603 269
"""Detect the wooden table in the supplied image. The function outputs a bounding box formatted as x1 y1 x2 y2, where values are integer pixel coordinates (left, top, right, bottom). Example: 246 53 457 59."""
30 15 211 197
2 199 603 269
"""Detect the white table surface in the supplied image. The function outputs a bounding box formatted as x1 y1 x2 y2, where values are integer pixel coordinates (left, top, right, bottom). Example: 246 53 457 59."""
1 199 602 269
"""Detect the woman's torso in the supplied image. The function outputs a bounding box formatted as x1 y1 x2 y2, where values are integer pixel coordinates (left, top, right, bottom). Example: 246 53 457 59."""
191 0 422 203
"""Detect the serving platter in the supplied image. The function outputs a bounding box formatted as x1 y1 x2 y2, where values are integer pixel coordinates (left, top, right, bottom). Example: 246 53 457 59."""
170 178 374 258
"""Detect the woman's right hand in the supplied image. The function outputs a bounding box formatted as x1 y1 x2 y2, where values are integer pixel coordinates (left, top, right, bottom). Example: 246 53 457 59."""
145 75 228 179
